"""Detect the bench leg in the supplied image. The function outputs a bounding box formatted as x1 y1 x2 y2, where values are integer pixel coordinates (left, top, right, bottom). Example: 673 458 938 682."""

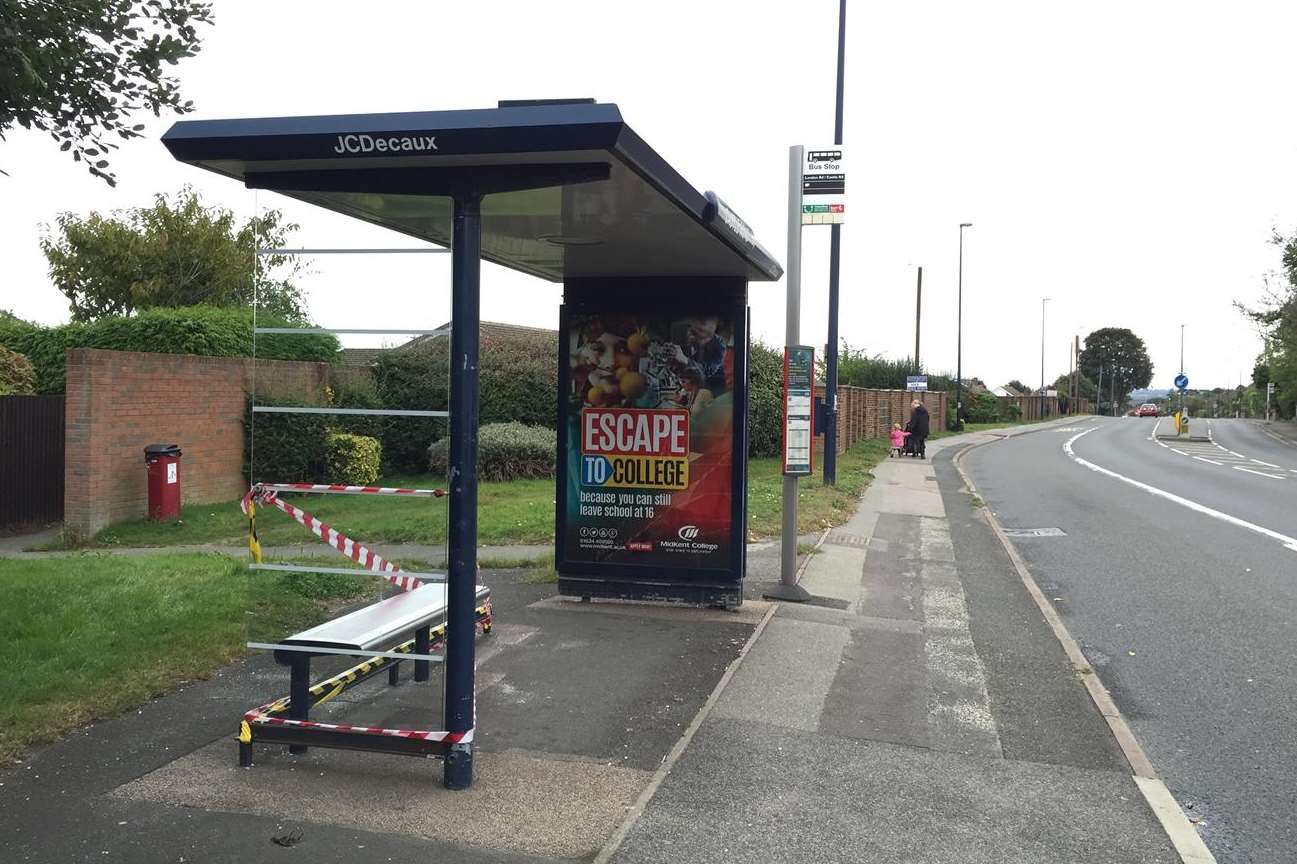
238 741 253 768
388 658 400 686
288 654 310 754
415 626 430 683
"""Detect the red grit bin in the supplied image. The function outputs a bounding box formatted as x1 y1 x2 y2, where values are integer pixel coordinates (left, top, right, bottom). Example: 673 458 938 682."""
144 443 182 521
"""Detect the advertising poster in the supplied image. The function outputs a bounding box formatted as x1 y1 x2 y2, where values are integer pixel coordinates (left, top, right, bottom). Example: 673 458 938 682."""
561 309 735 572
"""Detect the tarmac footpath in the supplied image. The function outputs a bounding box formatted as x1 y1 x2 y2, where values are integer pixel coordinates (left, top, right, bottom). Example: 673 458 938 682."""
605 421 1188 864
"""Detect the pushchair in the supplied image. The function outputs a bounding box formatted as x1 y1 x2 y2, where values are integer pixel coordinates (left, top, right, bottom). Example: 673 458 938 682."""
901 421 918 457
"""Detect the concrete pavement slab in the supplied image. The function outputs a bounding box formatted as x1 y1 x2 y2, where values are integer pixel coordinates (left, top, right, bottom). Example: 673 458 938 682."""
711 617 849 733
611 716 1180 864
116 743 650 860
797 541 865 607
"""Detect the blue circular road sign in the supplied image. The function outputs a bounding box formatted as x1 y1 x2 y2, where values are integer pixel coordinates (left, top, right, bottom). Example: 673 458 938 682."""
1174 374 1189 390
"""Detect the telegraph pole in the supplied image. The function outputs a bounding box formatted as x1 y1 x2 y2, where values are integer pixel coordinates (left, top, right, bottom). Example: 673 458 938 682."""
914 266 923 373
823 0 846 485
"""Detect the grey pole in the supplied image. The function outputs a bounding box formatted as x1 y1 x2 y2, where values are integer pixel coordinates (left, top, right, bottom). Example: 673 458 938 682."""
1180 324 1185 419
955 223 972 430
1040 298 1049 418
769 146 812 603
914 266 923 373
1096 362 1103 415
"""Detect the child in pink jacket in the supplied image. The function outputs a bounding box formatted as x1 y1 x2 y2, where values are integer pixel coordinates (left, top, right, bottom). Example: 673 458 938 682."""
889 423 910 457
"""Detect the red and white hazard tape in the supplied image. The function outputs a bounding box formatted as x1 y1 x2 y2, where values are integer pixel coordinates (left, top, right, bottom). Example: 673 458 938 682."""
248 714 473 744
241 485 425 592
260 483 446 497
243 614 487 747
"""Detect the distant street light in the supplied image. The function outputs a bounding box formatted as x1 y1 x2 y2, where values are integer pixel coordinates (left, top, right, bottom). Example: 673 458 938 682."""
955 222 972 430
1041 298 1050 419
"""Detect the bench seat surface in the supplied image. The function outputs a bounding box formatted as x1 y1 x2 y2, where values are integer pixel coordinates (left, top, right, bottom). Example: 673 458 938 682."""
281 584 489 652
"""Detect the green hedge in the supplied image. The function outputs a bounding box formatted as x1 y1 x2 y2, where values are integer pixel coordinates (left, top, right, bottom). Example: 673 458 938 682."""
0 346 36 395
375 328 558 473
428 422 556 482
244 398 329 484
747 341 783 458
0 306 339 394
325 433 382 486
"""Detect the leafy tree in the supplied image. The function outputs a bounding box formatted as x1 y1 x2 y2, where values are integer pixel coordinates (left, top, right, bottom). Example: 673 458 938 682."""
0 0 212 185
1239 229 1297 419
1005 379 1030 394
40 188 307 322
1077 328 1153 407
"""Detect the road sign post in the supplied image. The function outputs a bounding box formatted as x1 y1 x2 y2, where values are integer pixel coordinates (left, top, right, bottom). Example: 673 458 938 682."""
767 146 813 603
1174 374 1189 435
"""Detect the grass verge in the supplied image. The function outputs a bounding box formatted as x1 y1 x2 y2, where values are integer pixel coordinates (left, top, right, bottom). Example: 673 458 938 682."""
746 438 891 537
0 553 368 763
29 474 555 551
43 442 893 552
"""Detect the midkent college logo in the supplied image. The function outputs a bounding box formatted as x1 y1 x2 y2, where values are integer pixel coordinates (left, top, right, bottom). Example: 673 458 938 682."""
333 134 437 155
677 525 701 541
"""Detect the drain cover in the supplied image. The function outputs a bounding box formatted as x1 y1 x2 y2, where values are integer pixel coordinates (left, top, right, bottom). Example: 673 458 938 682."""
1003 527 1067 538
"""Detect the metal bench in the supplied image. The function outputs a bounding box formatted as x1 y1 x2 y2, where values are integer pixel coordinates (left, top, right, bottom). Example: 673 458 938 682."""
240 583 491 765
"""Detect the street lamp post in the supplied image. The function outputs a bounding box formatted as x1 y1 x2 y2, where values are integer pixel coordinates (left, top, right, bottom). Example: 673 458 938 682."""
1040 298 1050 419
822 0 846 486
955 223 972 430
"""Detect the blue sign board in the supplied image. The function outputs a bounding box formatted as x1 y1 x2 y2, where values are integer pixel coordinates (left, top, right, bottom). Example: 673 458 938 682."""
906 376 928 392
1174 374 1189 391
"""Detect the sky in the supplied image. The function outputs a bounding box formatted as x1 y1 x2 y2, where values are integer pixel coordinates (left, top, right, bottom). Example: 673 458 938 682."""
3 0 1295 392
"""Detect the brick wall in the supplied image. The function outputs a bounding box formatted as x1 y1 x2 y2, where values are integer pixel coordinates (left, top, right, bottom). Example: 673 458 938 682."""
64 349 330 536
825 386 949 453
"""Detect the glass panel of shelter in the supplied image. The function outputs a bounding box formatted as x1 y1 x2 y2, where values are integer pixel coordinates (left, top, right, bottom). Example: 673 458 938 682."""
244 191 455 667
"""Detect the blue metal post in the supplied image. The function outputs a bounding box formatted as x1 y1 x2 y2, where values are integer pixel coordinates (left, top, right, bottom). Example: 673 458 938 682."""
444 193 481 790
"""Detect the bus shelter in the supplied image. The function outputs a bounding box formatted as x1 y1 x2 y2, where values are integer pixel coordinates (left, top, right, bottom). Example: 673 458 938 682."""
163 100 781 789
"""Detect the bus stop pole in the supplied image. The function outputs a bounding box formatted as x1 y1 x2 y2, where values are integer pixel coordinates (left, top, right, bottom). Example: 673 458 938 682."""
444 192 482 790
769 145 812 602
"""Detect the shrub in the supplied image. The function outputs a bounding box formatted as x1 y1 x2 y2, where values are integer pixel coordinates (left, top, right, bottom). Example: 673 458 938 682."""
376 326 558 473
0 346 37 395
966 392 1001 424
747 341 783 458
1006 403 1022 421
0 306 339 394
428 422 556 482
325 433 382 486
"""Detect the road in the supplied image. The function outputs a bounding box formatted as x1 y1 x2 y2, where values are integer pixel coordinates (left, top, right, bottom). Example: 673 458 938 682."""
965 417 1297 864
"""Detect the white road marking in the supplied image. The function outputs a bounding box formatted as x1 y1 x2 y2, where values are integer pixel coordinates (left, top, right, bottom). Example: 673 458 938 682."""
1155 441 1169 448
1214 443 1229 452
1234 466 1285 480
1250 459 1281 468
1064 428 1297 552
1171 448 1189 455
1193 456 1224 466
1229 450 1246 458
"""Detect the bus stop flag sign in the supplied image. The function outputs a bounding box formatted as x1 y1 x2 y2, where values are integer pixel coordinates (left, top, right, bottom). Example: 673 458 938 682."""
802 148 845 225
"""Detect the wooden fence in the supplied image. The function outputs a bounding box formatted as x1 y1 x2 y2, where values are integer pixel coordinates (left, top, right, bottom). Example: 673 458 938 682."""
0 395 65 529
